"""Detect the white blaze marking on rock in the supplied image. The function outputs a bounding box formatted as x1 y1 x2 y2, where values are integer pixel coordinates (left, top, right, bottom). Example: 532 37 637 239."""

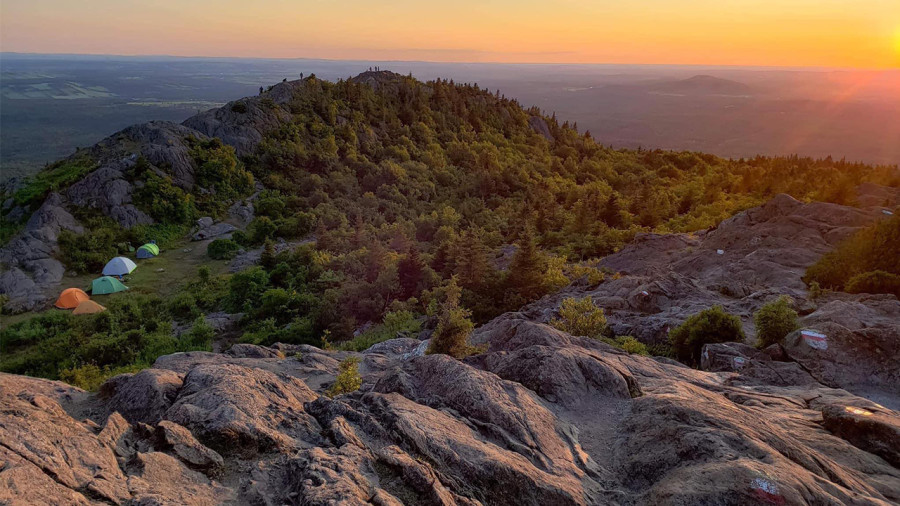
750 477 784 504
716 249 725 255
801 330 828 350
883 209 894 215
733 356 747 369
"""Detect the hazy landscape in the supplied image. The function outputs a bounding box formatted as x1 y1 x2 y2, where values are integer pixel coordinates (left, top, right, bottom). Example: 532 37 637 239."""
3 53 899 179
2 1 900 504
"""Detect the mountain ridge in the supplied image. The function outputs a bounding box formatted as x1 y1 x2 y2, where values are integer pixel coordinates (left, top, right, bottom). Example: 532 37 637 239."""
1 70 900 505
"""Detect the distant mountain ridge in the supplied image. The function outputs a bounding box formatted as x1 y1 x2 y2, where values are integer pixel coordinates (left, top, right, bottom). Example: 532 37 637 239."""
645 74 755 96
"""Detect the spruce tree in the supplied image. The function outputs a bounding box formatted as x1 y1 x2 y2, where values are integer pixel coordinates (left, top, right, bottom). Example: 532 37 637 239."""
508 227 547 300
398 246 425 299
427 279 474 359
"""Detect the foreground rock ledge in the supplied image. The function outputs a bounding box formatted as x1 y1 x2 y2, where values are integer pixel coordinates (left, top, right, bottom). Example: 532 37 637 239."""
2 316 898 505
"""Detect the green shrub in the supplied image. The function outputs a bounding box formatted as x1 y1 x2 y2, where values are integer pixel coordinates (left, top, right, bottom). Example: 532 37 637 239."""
231 102 248 113
808 281 824 300
207 238 241 260
550 296 609 339
427 281 475 359
249 217 278 245
327 356 362 397
57 215 128 272
183 316 215 350
338 310 422 351
845 270 900 298
754 296 799 348
189 137 254 211
11 153 97 209
804 215 900 291
225 266 270 312
670 306 745 366
59 364 105 391
133 171 197 224
167 292 201 321
616 336 649 355
231 230 250 246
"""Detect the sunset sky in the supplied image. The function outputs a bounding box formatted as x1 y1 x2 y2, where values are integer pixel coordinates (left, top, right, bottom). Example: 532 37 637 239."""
2 0 899 68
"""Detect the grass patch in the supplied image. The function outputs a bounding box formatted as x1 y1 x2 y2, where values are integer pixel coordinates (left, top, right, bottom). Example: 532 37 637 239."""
11 152 97 209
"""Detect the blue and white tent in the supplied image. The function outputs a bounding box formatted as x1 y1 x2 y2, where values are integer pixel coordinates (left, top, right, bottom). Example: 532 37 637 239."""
102 256 137 276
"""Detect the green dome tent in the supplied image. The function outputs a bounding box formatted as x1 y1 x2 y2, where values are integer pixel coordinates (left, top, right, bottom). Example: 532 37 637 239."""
136 243 160 259
92 276 129 295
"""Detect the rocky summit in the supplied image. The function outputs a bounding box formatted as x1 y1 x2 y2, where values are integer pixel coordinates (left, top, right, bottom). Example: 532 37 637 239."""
2 190 899 504
2 309 899 505
1 71 899 505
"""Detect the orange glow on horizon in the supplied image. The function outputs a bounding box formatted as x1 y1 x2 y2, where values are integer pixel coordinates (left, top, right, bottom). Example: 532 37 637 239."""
1 0 898 69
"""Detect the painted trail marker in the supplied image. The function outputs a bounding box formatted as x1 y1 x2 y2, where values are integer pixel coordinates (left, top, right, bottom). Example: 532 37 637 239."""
750 477 785 505
733 356 747 369
801 330 828 350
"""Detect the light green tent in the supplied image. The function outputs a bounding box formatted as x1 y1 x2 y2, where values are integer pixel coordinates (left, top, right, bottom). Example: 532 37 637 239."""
92 276 129 295
136 243 160 259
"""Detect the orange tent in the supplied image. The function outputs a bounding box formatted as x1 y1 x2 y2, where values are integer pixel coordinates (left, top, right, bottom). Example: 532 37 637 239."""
73 300 106 315
55 288 90 309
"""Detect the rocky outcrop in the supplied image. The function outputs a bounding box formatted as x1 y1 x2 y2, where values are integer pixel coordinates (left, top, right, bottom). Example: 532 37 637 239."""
229 238 313 272
191 216 237 240
165 363 323 453
0 193 81 310
182 81 294 157
520 194 894 349
4 300 899 505
781 297 900 400
66 163 152 228
528 115 554 141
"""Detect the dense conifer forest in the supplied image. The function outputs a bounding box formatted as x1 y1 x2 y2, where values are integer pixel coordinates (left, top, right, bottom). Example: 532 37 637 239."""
2 71 898 388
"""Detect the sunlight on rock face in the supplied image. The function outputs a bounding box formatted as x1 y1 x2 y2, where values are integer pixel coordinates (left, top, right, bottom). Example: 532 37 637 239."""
845 406 874 416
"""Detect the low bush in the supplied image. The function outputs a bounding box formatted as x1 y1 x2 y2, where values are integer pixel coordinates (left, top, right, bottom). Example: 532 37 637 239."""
845 270 900 298
670 305 745 366
338 310 422 351
1 271 219 390
550 296 610 339
615 336 649 355
327 356 362 397
207 238 241 260
754 296 799 348
804 215 900 291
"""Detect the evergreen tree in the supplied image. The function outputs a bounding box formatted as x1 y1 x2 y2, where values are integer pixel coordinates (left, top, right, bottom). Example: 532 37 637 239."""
261 239 277 270
452 230 491 290
365 241 388 283
426 279 474 359
508 227 547 301
398 246 425 299
601 193 624 228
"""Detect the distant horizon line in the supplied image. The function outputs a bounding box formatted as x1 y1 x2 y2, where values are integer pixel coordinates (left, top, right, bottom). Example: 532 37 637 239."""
2 51 896 73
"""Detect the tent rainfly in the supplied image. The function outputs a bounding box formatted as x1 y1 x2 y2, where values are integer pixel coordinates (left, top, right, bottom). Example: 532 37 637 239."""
136 243 160 259
102 257 137 276
73 300 107 314
92 276 129 295
55 288 90 309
